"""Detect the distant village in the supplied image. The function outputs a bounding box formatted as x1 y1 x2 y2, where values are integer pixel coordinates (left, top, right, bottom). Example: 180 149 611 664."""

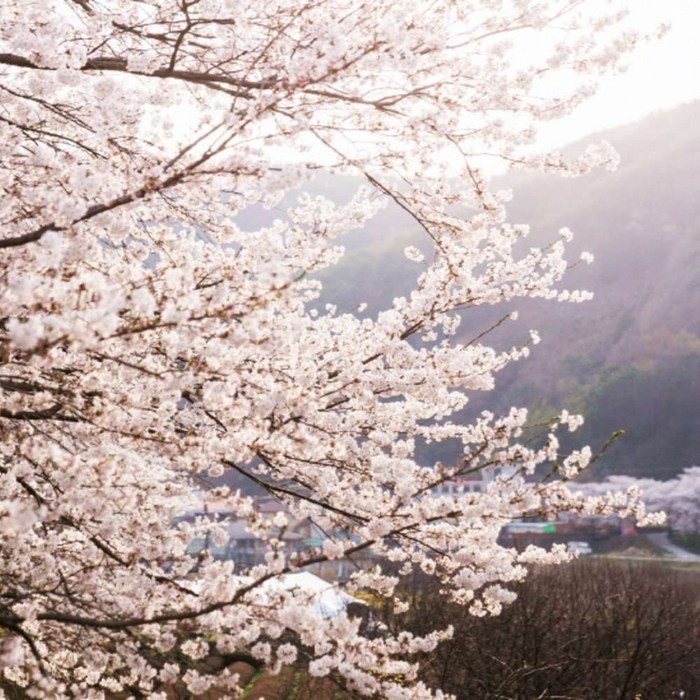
181 464 668 577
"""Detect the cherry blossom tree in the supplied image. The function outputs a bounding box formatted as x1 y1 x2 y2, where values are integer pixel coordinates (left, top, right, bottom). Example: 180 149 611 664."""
0 1 659 697
581 467 700 535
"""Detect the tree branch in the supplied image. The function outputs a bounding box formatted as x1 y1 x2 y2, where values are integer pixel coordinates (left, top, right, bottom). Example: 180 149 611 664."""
0 53 276 92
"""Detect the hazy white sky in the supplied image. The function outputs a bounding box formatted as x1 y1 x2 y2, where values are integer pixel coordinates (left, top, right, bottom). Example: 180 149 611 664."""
548 1 700 145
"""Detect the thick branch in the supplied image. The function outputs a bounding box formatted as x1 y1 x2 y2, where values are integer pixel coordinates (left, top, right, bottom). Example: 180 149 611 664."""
0 404 80 422
0 53 276 92
0 172 182 249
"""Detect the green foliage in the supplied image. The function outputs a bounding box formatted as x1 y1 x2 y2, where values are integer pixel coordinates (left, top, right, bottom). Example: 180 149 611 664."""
569 356 700 479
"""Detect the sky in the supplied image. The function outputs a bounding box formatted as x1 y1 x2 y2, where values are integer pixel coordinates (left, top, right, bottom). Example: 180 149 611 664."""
547 1 700 146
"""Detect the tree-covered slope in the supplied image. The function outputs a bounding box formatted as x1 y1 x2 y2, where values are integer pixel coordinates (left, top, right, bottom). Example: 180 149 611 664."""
319 102 700 479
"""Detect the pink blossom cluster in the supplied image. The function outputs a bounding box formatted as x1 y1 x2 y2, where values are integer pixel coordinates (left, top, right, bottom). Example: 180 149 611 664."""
0 1 651 697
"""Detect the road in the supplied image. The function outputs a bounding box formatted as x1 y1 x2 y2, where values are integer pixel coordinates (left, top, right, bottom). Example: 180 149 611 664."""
646 532 700 562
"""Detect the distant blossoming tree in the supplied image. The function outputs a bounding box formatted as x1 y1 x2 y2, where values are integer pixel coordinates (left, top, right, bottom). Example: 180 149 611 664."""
0 1 659 697
581 468 700 534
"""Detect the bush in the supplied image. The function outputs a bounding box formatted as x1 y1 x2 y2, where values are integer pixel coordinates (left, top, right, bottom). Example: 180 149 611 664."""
394 561 700 699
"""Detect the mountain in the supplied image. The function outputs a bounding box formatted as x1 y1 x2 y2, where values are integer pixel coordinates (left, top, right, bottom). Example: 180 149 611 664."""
318 101 700 480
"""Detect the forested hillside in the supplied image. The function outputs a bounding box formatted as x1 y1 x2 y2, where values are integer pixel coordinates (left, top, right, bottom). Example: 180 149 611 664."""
316 102 700 480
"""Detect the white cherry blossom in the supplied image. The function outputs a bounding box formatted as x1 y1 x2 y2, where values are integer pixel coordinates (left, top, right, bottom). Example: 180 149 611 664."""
0 1 653 697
